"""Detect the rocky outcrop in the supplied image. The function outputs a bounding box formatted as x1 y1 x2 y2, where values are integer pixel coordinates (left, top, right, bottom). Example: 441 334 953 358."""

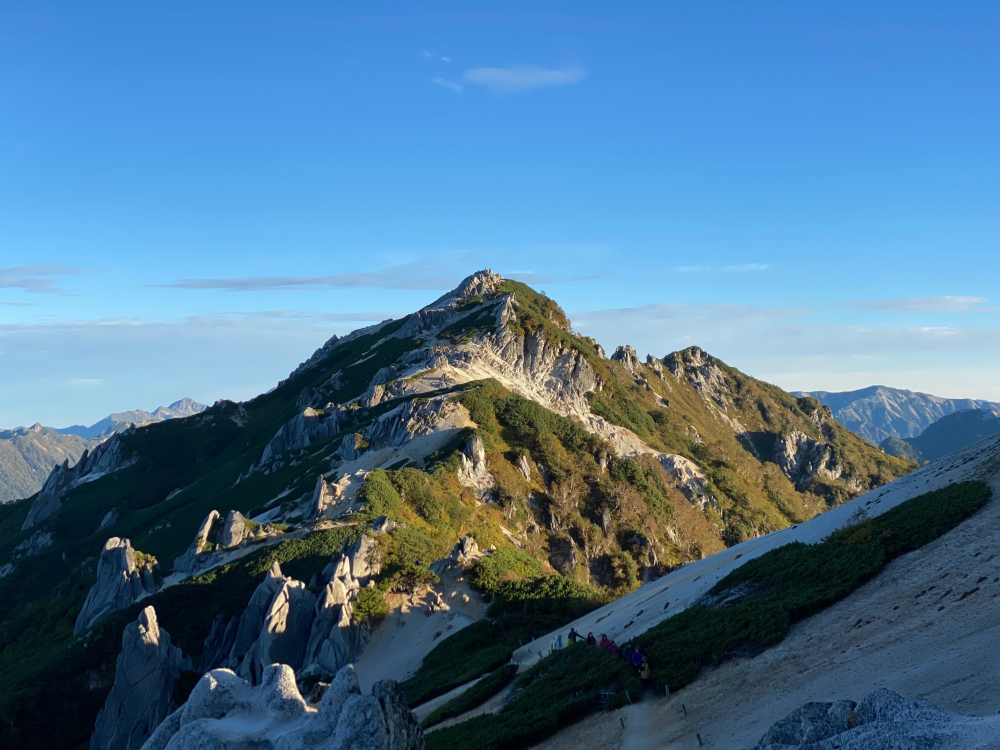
75 537 156 635
250 406 343 476
773 431 846 490
201 614 240 673
300 576 362 681
23 433 136 530
457 434 494 497
308 474 341 519
548 534 577 574
657 454 717 512
91 606 189 750
239 579 317 684
665 346 732 411
610 345 642 376
99 508 120 530
337 433 367 462
517 452 532 480
141 664 423 750
365 397 465 453
226 562 286 672
12 528 53 557
746 688 1000 749
218 510 248 548
172 510 220 574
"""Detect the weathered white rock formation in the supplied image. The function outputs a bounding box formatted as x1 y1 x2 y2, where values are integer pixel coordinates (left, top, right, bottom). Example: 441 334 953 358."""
141 664 423 750
457 434 494 497
218 510 248 548
23 433 136 529
308 474 341 519
657 454 717 512
249 406 343 476
99 508 120 530
610 344 642 376
75 537 156 635
746 688 1000 749
773 431 844 489
172 510 220 574
226 562 286 673
91 606 189 750
300 575 361 681
239 579 317 684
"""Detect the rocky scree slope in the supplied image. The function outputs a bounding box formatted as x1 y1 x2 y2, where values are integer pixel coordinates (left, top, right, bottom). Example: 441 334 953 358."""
0 271 910 749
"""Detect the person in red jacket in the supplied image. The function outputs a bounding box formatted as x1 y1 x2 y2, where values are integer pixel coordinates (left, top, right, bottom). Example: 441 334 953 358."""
599 634 611 650
586 632 597 646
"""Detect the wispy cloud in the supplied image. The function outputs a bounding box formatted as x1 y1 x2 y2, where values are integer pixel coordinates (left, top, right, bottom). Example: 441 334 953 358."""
0 301 33 307
840 296 992 313
0 266 88 295
463 65 586 94
675 264 769 273
151 262 464 292
432 77 463 94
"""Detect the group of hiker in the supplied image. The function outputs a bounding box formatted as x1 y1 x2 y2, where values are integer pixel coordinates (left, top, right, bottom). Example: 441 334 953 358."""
550 627 651 682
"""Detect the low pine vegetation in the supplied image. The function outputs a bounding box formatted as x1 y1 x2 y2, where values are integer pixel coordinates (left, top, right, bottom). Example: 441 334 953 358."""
421 663 519 729
426 646 640 750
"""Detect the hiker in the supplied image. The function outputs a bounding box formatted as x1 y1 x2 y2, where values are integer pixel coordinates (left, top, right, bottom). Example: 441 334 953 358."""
587 632 597 646
631 646 643 670
549 635 564 654
567 628 583 644
621 643 634 662
599 634 611 650
609 640 618 657
639 655 651 685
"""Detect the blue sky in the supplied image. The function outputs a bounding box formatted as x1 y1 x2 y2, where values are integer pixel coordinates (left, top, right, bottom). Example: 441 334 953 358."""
1 2 998 427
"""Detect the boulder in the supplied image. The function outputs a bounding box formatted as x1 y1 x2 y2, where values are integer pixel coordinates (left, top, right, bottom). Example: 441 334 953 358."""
753 700 856 746
309 475 341 519
90 606 189 750
748 688 1000 749
218 510 248 548
517 452 532 481
172 510 220 574
75 537 156 635
141 665 423 750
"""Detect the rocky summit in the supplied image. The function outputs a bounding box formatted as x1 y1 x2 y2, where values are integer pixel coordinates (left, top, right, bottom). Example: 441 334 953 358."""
0 271 920 749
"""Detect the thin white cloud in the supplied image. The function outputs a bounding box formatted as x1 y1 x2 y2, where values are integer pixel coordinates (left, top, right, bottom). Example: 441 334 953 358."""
463 65 586 94
0 265 88 295
421 50 433 59
675 264 769 273
432 77 463 95
151 260 465 292
840 296 992 313
440 57 452 63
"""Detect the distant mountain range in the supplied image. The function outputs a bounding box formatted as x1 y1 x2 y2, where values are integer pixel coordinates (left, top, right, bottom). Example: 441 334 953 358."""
53 397 207 439
794 386 1000 445
880 408 1000 463
0 398 206 503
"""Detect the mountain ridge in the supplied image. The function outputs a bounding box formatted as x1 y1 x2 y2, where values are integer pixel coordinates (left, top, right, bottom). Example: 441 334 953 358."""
0 271 914 749
794 385 1000 444
0 398 207 504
